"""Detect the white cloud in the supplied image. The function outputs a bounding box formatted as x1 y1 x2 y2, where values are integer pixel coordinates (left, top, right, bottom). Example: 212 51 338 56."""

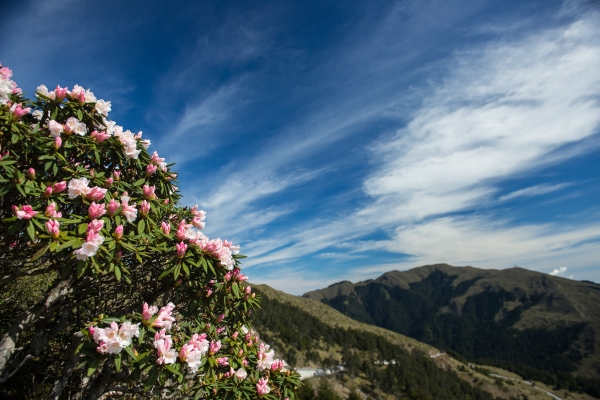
364 15 600 225
499 183 572 202
550 266 568 276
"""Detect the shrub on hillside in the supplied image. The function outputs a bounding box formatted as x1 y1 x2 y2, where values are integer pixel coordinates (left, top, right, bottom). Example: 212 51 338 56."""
0 63 300 399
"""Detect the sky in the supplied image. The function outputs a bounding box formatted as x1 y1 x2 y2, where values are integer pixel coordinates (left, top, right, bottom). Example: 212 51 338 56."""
1 0 599 295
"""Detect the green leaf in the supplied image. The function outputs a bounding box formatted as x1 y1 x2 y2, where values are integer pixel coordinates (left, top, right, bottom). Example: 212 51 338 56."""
29 244 49 262
232 283 240 297
181 262 190 276
133 178 146 186
165 364 183 377
78 223 88 235
114 265 122 281
11 133 19 144
0 185 10 197
138 327 145 345
76 109 83 119
26 221 36 241
52 162 58 175
158 266 175 280
137 219 145 235
114 352 122 372
57 239 77 251
87 357 101 377
173 264 181 280
16 184 26 197
125 346 137 361
144 367 160 392
76 261 87 278
6 219 24 236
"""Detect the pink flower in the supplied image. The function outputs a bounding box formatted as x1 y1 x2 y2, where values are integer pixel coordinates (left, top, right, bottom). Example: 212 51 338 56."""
48 120 63 137
256 378 270 396
68 177 91 198
232 332 239 340
209 340 221 355
44 187 53 198
142 184 156 200
54 136 62 149
104 177 113 188
176 241 187 259
217 326 226 335
161 221 171 235
114 225 123 240
140 200 150 216
52 181 67 193
54 85 68 100
88 202 106 220
146 164 157 176
15 205 38 220
44 203 62 218
217 357 229 366
86 186 107 201
216 314 225 324
46 219 60 239
245 286 252 294
154 329 177 365
179 335 208 373
141 302 159 325
106 199 121 216
113 170 121 180
9 103 31 120
87 219 104 235
90 130 110 142
176 221 186 240
152 303 176 330
270 359 287 372
191 217 205 230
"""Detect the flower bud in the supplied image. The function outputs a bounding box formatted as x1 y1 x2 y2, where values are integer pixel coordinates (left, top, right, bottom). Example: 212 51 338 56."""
114 225 123 240
54 136 62 149
114 250 122 263
44 186 53 198
26 168 36 180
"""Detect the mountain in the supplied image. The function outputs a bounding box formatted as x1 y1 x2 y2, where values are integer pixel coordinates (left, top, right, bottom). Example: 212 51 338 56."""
303 264 600 396
251 283 595 399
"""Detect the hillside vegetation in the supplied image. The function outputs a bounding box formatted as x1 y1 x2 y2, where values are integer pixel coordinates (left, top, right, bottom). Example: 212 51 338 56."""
252 283 593 399
303 264 600 397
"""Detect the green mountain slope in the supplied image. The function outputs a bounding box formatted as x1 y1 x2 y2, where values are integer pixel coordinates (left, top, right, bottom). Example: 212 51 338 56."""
302 264 600 396
252 283 593 400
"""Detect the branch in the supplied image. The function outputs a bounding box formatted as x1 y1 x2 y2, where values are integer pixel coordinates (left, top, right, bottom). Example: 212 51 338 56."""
47 331 84 400
0 275 73 377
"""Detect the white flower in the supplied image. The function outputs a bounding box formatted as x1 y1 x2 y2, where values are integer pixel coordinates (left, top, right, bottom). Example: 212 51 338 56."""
32 110 43 120
48 120 63 137
35 84 50 97
65 117 87 136
235 368 247 380
68 177 91 198
95 99 111 116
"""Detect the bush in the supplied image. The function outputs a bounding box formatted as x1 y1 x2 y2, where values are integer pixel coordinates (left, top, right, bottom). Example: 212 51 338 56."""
0 64 300 399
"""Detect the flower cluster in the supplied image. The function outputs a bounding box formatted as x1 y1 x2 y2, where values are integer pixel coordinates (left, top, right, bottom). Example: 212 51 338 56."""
90 321 139 354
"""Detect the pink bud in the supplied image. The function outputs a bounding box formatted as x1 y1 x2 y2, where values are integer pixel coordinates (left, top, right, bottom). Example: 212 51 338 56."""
54 85 68 100
176 241 187 259
232 332 239 339
146 164 158 176
104 177 113 188
161 221 171 235
142 184 156 200
26 168 36 180
140 200 151 216
216 314 225 323
52 181 67 193
114 225 123 240
115 250 122 262
242 359 248 367
88 202 106 220
245 286 251 294
86 186 107 202
46 219 60 239
107 199 121 216
44 186 53 198
88 326 95 336
113 170 121 180
176 221 186 240
54 136 62 149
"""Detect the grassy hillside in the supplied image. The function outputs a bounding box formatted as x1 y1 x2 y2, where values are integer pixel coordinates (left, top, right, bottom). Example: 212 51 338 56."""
303 264 600 397
252 283 594 400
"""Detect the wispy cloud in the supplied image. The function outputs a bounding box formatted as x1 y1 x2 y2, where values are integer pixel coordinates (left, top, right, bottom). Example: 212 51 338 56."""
499 183 572 202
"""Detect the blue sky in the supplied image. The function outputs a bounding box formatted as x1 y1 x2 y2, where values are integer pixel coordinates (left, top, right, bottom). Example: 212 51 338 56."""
1 0 599 294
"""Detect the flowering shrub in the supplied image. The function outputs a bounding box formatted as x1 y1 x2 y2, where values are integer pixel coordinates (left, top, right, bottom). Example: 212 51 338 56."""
0 64 300 399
